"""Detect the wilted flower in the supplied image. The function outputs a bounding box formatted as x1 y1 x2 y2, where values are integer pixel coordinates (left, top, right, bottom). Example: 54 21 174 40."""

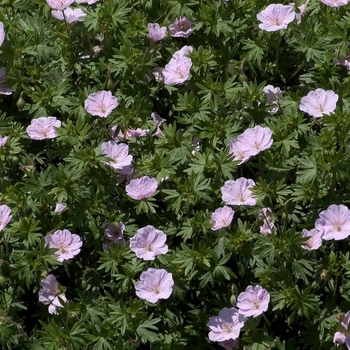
135 268 174 303
153 67 164 82
207 308 245 342
101 141 133 171
46 0 74 10
84 90 118 118
301 229 322 250
236 285 270 317
299 88 338 118
169 17 194 38
0 23 5 47
257 4 296 32
54 202 68 214
51 7 86 23
218 339 239 350
45 229 82 262
130 225 168 260
263 85 282 113
26 117 61 140
0 205 12 231
0 136 8 148
102 222 126 250
221 178 257 206
296 0 309 24
148 23 167 42
321 0 349 7
126 176 158 200
315 204 350 241
39 275 67 314
211 206 235 231
151 112 165 136
163 46 193 85
259 208 277 235
110 125 149 141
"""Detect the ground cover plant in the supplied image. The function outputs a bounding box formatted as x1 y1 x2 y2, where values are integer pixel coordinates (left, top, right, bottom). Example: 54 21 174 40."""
2 0 350 349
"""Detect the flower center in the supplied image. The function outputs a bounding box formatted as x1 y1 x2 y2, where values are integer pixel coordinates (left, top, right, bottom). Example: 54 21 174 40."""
145 243 153 251
58 243 67 254
99 104 107 113
252 300 261 309
152 284 160 294
333 221 342 232
222 323 233 334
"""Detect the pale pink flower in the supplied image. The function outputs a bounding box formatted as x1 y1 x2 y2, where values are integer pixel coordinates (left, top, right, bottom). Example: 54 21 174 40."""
45 229 82 262
130 225 168 260
39 274 67 314
169 17 194 38
135 268 174 303
163 56 192 84
0 136 8 148
263 85 283 104
334 331 346 345
315 204 350 241
296 0 309 24
163 46 193 85
0 205 12 231
84 90 119 118
321 0 349 7
46 0 74 10
334 312 350 349
54 202 68 214
0 68 13 95
236 285 270 317
26 117 61 140
299 88 338 118
51 7 86 23
75 0 99 4
221 178 257 206
257 4 296 32
102 222 126 250
259 208 277 235
101 141 133 170
148 23 167 42
110 125 149 142
0 23 5 47
218 339 239 350
229 126 273 164
301 229 322 250
207 308 245 342
126 176 158 200
211 206 234 231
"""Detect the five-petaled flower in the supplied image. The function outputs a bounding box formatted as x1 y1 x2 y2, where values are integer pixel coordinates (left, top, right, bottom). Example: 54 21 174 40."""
26 117 61 140
84 90 119 118
148 23 167 42
207 307 245 342
229 126 273 164
169 17 194 38
236 285 270 317
299 88 338 118
46 0 74 10
315 204 350 241
301 229 322 250
101 141 133 171
130 225 168 260
45 229 82 262
221 178 257 206
0 205 12 231
126 176 158 200
51 7 86 23
210 206 234 231
163 46 193 84
257 4 296 32
39 274 67 314
135 268 174 303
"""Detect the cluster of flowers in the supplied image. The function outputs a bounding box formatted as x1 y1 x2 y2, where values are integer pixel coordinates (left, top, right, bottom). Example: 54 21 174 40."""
148 17 194 41
301 204 350 251
207 285 270 348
